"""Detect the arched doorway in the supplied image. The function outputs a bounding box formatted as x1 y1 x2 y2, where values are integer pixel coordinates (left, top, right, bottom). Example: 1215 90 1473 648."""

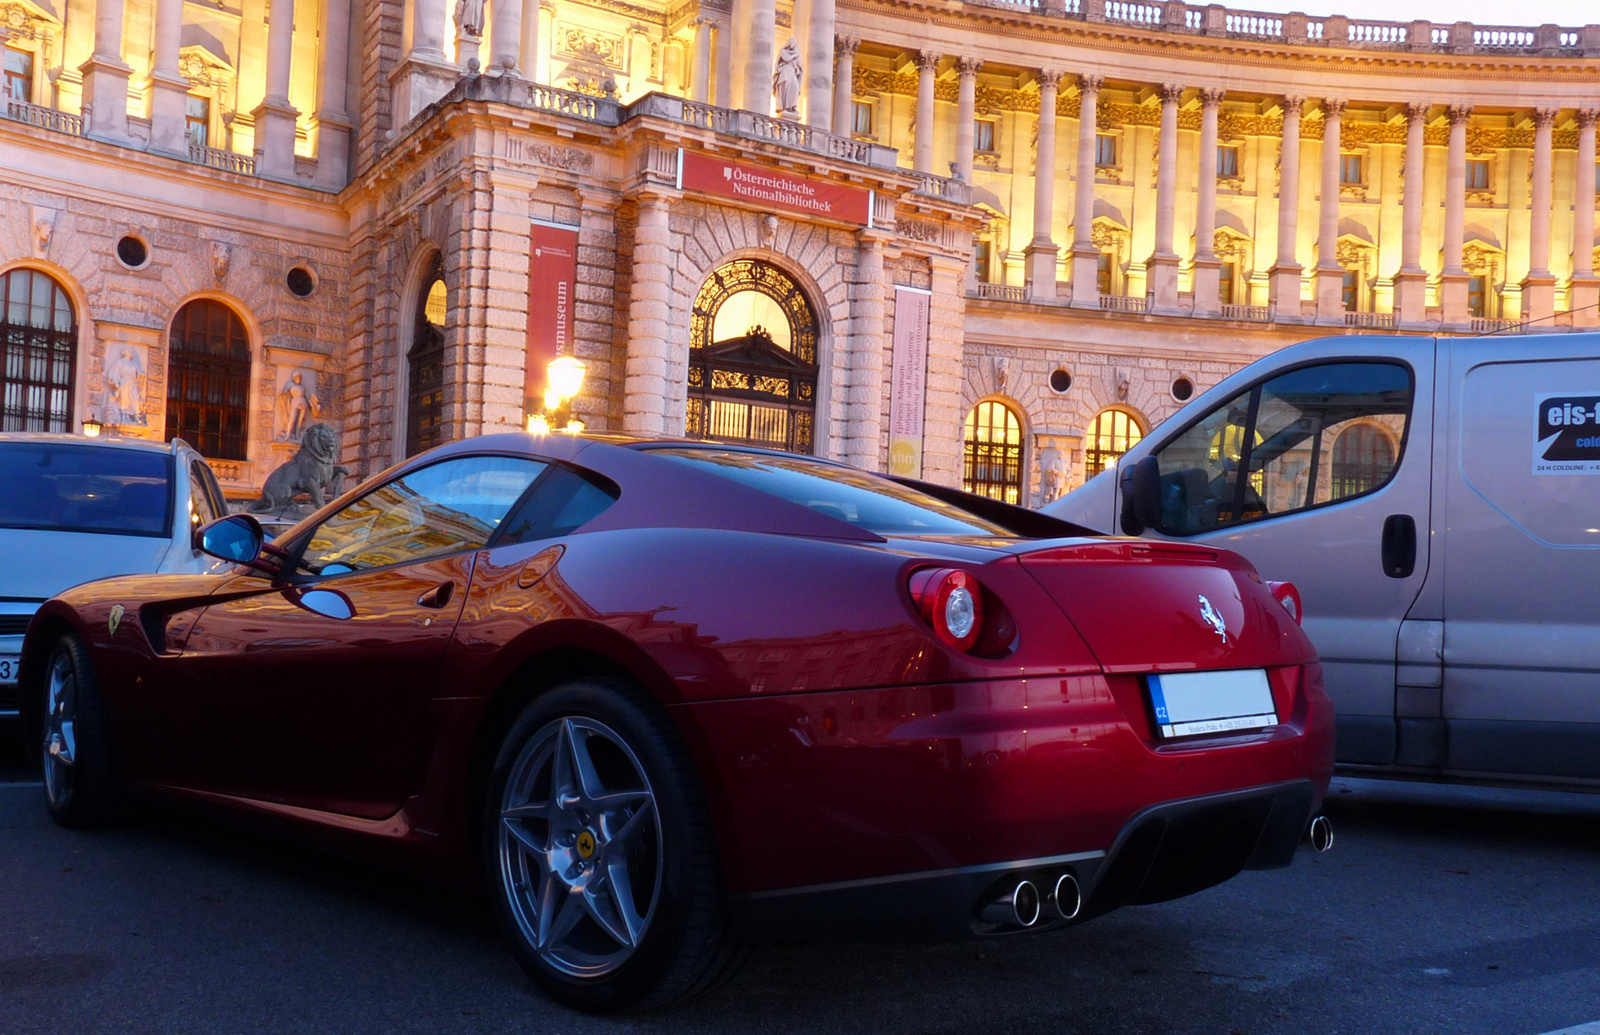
1330 423 1396 500
0 267 76 432
686 259 818 453
167 298 251 460
1084 408 1144 479
406 254 446 457
963 400 1023 504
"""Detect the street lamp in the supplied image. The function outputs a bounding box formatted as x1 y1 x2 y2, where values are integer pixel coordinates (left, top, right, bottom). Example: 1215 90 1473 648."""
526 355 587 433
82 414 103 438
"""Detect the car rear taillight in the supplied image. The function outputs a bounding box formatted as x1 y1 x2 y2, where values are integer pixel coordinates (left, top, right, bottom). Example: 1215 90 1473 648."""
908 567 984 651
1267 581 1302 624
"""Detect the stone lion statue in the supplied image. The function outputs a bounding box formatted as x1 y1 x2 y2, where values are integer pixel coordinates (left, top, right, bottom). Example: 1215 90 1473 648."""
251 422 350 513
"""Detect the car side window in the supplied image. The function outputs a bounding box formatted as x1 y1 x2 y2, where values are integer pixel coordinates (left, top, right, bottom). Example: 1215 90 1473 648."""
494 465 619 547
299 455 547 574
1147 362 1412 535
187 459 220 539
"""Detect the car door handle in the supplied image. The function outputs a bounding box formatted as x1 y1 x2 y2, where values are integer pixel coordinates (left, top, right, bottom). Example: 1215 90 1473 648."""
1381 515 1417 579
416 581 455 609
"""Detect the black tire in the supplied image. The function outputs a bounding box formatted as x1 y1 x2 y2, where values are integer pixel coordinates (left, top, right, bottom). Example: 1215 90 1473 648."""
39 632 117 828
482 678 741 1012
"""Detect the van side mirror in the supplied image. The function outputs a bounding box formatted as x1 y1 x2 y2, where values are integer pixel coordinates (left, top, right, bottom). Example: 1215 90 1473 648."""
198 514 265 567
1120 456 1162 536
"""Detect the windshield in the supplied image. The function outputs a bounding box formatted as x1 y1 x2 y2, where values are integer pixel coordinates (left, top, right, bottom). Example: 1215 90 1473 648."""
651 448 1013 537
0 442 173 537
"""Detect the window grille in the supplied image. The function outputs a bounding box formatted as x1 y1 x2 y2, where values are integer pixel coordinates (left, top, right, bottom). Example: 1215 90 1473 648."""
166 299 250 460
963 400 1023 504
0 268 76 432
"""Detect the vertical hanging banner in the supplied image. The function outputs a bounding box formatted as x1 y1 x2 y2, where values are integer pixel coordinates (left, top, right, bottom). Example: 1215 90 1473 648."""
526 221 580 414
888 286 932 478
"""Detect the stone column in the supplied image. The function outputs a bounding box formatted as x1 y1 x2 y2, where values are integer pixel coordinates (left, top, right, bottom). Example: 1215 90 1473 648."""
80 0 133 141
519 0 540 82
489 0 520 73
1394 102 1430 325
913 51 940 173
805 0 834 130
1440 104 1471 325
714 18 732 107
1069 74 1104 308
394 0 456 123
1191 87 1224 316
146 0 189 155
832 36 858 135
1522 106 1559 322
1148 83 1183 314
954 58 980 183
848 232 888 470
313 0 355 189
1025 70 1063 303
691 19 711 101
741 0 776 114
1267 96 1305 320
1315 99 1346 322
1572 109 1600 327
253 0 301 180
625 193 674 434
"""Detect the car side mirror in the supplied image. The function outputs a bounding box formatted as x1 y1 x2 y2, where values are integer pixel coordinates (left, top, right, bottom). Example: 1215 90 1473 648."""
1120 456 1162 536
198 514 266 567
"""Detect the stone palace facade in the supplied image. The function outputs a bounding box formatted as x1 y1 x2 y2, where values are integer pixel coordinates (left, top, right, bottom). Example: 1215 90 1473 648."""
2 0 1597 503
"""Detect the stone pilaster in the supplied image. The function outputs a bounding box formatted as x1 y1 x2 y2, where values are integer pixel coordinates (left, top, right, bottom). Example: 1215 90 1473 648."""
625 193 676 433
848 231 887 470
923 255 967 488
1025 69 1063 303
1268 95 1305 321
1069 73 1104 308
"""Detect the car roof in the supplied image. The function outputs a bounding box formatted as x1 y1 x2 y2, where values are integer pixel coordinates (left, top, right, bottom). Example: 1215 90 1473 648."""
0 432 187 455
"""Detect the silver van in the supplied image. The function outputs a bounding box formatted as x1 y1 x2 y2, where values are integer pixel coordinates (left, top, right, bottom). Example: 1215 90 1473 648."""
1046 332 1600 788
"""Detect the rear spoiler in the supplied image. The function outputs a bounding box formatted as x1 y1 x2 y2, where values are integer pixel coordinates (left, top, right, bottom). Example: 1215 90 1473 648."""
888 477 1106 539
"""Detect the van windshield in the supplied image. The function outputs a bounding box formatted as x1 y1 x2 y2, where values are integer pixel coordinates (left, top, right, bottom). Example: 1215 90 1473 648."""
0 443 173 537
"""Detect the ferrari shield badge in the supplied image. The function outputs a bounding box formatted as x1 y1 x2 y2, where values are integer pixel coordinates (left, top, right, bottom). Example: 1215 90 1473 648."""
1197 595 1226 642
108 604 125 637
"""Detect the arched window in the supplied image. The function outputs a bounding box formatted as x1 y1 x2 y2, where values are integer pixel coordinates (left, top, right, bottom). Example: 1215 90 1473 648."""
1 268 76 432
407 254 446 457
963 400 1023 504
686 260 817 453
1084 409 1144 479
166 299 250 460
1330 423 1395 500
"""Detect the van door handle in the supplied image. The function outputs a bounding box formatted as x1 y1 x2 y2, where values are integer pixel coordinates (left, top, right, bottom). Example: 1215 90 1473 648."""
1381 515 1417 579
416 581 455 609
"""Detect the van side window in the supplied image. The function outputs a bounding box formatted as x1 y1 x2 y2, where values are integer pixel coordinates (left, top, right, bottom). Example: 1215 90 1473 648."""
1146 362 1412 535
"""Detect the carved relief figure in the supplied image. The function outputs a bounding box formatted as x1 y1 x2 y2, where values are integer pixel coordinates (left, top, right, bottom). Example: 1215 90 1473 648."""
773 39 803 118
276 370 321 441
103 347 148 426
210 242 231 281
1041 450 1067 503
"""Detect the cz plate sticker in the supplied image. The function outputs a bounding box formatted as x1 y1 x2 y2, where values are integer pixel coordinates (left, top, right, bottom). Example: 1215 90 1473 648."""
1534 393 1600 475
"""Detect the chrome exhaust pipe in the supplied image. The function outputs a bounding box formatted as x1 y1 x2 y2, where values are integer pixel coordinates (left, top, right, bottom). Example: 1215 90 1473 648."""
1050 873 1082 921
1307 814 1333 853
979 879 1041 927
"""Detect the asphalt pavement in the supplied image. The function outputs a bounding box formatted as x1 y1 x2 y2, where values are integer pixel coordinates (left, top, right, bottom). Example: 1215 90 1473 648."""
1 730 1598 1035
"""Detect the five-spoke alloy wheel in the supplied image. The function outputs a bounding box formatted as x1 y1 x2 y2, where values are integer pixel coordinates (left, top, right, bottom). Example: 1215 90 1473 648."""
39 633 115 827
484 679 736 1012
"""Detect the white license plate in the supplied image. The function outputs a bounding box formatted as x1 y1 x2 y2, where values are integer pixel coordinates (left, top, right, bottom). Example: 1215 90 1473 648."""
0 655 18 685
1147 669 1277 738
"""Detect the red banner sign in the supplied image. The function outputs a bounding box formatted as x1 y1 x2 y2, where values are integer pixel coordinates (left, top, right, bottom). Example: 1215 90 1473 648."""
526 222 580 413
678 150 872 226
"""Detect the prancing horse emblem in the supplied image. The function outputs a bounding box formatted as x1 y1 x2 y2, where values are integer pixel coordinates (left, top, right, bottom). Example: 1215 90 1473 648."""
1198 595 1227 642
108 604 125 637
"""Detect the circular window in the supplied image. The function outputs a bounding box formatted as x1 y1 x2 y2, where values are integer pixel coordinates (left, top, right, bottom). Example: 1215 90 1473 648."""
116 235 149 269
1172 377 1194 401
1049 369 1073 394
286 267 316 298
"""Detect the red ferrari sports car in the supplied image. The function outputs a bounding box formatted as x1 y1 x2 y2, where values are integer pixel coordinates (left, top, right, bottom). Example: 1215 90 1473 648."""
17 433 1334 1011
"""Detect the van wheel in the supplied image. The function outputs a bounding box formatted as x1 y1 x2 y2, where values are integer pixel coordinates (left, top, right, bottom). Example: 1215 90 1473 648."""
40 633 117 827
483 679 741 1012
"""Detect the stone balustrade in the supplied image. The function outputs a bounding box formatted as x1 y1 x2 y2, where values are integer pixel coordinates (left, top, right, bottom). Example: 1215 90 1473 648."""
1047 0 1600 55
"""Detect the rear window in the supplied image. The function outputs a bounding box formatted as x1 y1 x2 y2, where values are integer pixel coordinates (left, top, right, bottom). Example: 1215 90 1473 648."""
0 442 173 537
651 448 1012 537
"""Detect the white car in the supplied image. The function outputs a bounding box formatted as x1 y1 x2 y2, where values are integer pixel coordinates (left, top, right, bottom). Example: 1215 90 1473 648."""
0 433 230 718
